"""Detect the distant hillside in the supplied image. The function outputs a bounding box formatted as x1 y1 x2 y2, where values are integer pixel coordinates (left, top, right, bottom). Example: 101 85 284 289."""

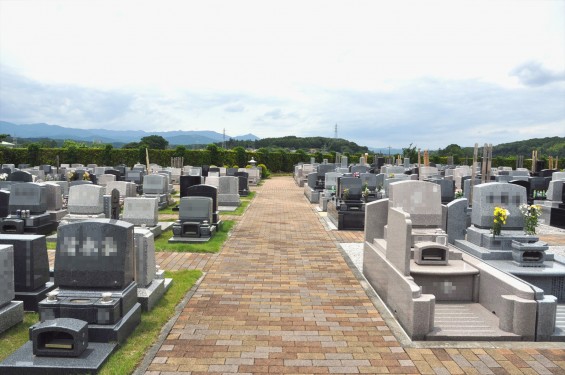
490 137 565 157
0 121 259 146
434 137 565 158
219 135 369 153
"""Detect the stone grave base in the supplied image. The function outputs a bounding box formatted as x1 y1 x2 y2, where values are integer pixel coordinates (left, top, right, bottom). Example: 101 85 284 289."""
164 278 173 291
219 206 237 211
17 281 56 311
304 187 320 204
0 301 24 333
218 195 240 207
61 213 106 223
138 279 165 312
155 270 173 292
327 201 364 231
88 302 141 344
168 235 213 243
40 282 141 344
0 341 116 375
47 209 68 222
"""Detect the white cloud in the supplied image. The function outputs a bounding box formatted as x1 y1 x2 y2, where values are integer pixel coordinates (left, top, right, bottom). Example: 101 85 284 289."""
0 0 564 148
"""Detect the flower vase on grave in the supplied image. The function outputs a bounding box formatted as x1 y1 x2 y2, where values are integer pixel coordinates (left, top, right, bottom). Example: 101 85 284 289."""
520 204 541 235
491 206 509 237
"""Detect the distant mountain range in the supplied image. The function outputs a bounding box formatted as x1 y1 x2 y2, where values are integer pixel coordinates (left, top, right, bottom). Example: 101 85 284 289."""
0 121 260 145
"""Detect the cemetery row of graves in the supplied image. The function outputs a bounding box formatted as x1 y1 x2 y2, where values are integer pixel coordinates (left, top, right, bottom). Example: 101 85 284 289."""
296 153 565 342
0 161 261 373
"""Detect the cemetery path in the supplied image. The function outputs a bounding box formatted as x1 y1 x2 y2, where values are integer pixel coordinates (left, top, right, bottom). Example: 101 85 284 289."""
144 176 565 375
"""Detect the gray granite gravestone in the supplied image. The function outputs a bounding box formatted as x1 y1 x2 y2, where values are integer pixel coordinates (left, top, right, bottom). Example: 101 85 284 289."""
133 227 167 311
67 184 105 215
105 181 137 198
142 174 169 209
218 176 240 206
170 197 215 242
122 197 159 227
97 174 116 187
0 234 55 311
186 184 220 227
1 183 57 235
0 244 24 333
471 182 525 229
43 182 67 222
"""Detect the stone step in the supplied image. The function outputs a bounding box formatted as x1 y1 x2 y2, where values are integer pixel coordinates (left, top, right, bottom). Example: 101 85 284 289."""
426 302 521 341
555 304 565 330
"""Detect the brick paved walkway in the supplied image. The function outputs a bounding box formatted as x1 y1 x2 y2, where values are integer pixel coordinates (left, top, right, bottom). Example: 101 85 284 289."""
144 176 564 374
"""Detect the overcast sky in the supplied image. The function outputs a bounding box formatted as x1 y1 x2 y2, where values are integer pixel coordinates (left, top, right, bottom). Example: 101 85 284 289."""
1 0 564 150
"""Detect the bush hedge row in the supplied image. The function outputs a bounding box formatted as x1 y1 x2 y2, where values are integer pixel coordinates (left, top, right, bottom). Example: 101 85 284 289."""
0 147 562 173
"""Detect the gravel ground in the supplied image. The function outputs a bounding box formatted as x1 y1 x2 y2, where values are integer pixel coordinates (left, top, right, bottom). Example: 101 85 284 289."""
340 223 565 272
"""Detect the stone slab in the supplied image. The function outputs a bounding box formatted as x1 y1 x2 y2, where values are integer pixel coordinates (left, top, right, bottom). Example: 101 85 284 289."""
137 278 165 312
0 341 116 375
0 300 24 333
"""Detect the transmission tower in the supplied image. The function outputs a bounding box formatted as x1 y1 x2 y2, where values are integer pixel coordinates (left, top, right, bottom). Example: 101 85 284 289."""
334 124 338 139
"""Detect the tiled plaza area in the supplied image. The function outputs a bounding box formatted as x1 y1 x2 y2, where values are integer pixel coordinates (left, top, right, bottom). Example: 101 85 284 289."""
143 176 565 374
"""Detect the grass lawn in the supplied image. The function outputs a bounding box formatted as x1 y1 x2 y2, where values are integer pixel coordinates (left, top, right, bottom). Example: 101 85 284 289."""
0 270 202 375
221 200 250 216
158 205 178 215
154 220 235 253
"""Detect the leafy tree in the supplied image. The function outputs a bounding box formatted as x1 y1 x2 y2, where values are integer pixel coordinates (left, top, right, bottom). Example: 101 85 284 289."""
439 143 463 157
0 134 10 142
27 143 41 165
402 143 418 163
140 135 168 150
102 144 114 165
233 146 247 167
122 142 140 149
207 144 220 165
64 144 79 164
63 140 88 148
174 145 186 157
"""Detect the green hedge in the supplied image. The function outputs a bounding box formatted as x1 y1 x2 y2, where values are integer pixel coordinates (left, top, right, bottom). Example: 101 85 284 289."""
1 147 563 172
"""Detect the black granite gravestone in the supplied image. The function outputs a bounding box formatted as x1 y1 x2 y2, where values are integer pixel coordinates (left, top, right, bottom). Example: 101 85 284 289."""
549 181 565 229
0 190 9 218
114 164 126 173
9 171 33 183
0 220 142 374
237 176 249 196
180 175 202 198
510 180 532 203
201 165 210 177
55 220 134 289
111 189 120 219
